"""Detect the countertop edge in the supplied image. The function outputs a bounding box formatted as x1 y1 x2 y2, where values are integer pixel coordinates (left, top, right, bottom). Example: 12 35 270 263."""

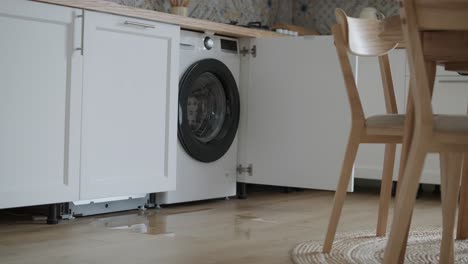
32 0 283 38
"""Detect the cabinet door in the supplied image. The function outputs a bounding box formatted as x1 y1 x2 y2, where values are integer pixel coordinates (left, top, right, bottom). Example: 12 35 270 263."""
81 11 179 200
354 50 407 181
237 36 351 190
0 1 83 208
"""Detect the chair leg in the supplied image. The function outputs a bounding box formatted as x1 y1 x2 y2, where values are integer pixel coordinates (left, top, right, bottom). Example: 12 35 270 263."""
377 143 397 237
456 153 468 240
323 135 360 253
440 152 462 264
383 138 428 264
394 89 415 263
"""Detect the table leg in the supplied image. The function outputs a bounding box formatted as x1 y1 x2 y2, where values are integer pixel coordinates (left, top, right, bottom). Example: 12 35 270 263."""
396 92 414 196
456 153 468 240
393 61 436 262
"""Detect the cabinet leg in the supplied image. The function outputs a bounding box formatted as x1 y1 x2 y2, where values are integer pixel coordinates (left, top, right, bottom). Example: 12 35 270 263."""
283 187 294 193
391 181 398 197
416 184 423 199
146 193 157 209
47 204 59 225
237 182 248 199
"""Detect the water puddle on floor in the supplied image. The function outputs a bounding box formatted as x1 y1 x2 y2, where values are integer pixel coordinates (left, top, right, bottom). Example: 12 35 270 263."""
232 215 279 240
94 207 216 236
236 215 278 224
160 207 215 216
108 223 175 237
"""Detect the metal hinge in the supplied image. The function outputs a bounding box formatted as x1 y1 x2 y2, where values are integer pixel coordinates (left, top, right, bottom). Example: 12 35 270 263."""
237 164 253 176
240 45 256 57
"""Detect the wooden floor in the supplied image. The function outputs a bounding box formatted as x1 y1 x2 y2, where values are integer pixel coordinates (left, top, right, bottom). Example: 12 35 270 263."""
0 186 443 264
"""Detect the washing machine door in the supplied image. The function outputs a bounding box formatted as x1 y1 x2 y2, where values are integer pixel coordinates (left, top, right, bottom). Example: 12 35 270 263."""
178 59 240 163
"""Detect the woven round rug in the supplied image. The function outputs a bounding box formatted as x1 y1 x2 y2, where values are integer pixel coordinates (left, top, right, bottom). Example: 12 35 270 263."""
291 229 468 263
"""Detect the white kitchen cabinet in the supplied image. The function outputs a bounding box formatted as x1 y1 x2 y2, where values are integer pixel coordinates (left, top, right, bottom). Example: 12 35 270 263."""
354 50 407 181
237 36 352 191
80 11 179 200
0 1 83 208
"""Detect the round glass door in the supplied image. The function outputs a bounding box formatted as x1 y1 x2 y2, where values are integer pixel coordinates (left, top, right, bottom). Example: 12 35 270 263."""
178 59 240 163
187 72 226 143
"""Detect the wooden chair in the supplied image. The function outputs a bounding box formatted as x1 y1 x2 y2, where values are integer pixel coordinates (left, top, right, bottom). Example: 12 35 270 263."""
322 9 403 253
383 1 468 263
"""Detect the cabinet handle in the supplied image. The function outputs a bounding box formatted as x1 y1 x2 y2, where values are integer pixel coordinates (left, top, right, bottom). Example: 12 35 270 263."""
80 12 84 55
75 13 84 55
124 21 155 29
439 80 468 83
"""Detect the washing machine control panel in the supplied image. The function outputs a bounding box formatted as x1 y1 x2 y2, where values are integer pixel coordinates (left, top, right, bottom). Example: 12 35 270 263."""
220 39 238 53
204 36 214 50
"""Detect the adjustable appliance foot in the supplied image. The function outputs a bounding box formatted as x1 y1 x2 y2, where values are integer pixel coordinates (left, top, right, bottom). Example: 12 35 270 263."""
47 204 59 225
237 182 248 199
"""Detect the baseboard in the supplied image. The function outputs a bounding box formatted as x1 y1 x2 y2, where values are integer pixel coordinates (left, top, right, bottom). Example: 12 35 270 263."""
354 167 440 185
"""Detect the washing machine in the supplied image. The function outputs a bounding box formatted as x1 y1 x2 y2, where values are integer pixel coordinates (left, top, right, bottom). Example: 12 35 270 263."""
156 30 241 205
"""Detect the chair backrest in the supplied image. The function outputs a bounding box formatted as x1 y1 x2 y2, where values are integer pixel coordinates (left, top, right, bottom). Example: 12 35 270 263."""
335 9 399 57
333 8 400 124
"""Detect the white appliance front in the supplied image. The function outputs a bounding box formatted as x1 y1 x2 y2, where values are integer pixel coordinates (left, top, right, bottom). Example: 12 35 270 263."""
157 31 240 204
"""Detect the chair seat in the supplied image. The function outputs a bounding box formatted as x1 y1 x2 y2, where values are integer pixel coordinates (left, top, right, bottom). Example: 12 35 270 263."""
366 114 406 129
434 115 468 133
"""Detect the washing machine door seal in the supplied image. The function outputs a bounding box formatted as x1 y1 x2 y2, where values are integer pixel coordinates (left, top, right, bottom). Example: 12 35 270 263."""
178 59 240 163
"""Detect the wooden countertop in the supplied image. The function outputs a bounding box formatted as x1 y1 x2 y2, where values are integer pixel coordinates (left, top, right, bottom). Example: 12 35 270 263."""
33 0 282 38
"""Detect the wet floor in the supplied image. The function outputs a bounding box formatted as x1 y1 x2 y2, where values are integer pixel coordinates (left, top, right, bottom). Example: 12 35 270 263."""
0 189 443 264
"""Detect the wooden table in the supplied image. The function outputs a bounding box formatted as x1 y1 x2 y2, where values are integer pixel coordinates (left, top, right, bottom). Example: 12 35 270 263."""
379 12 468 262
